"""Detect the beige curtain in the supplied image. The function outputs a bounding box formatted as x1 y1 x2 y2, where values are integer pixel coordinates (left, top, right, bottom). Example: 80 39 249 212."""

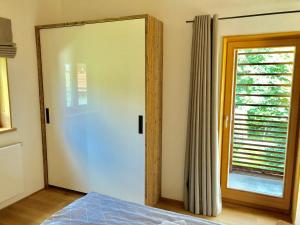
184 15 221 216
0 17 16 58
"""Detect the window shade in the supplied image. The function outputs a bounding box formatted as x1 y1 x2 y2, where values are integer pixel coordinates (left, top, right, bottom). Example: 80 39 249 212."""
0 17 16 58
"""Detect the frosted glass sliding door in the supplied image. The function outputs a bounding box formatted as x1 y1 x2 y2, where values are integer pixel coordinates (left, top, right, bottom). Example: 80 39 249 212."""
40 19 146 204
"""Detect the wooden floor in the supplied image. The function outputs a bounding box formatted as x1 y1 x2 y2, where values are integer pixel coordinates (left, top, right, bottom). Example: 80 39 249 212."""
0 188 83 225
156 199 292 225
0 187 292 225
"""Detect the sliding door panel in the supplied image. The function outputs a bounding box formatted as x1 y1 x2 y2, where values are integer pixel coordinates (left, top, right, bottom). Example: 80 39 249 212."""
40 19 145 203
221 35 300 211
228 46 295 197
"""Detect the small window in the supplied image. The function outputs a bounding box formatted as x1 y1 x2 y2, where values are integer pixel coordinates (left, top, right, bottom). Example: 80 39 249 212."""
0 58 12 129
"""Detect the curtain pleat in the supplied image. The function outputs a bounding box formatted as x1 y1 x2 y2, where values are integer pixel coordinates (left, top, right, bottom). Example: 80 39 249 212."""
184 14 222 217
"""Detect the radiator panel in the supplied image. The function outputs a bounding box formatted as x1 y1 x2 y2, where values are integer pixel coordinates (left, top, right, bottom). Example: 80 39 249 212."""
0 143 24 203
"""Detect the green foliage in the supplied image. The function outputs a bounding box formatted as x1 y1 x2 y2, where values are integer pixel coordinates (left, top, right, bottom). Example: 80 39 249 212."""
232 48 295 175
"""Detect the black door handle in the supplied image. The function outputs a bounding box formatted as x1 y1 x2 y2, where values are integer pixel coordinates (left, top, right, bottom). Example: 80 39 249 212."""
45 108 50 124
138 115 143 134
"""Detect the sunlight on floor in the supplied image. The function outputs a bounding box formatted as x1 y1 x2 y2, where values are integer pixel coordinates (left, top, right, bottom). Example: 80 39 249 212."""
228 171 284 197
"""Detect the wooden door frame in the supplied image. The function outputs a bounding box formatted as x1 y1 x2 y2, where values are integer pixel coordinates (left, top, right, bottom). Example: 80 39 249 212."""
34 14 163 206
219 32 300 214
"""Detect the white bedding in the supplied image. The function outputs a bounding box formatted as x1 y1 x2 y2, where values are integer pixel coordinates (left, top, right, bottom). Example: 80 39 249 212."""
41 192 223 225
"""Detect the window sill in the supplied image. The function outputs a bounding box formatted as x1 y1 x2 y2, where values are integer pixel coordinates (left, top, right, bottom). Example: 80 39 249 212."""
0 127 17 134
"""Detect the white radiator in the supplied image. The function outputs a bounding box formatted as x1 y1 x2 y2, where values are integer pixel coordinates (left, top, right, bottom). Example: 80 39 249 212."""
0 143 24 203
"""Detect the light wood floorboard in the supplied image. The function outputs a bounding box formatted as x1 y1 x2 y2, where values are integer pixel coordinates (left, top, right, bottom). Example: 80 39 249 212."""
0 187 292 225
0 187 83 225
156 198 292 225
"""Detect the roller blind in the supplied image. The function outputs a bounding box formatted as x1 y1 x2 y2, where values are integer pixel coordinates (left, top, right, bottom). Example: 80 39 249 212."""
0 17 16 58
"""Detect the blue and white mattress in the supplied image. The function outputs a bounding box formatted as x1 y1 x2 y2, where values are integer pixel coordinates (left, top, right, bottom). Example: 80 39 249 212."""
41 192 223 225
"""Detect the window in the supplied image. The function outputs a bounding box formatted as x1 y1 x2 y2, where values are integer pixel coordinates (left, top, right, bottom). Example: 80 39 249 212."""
221 33 300 211
229 46 295 197
0 58 12 130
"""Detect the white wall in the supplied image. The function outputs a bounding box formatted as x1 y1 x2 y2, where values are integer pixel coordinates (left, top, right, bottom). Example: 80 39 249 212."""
1 0 300 208
0 0 61 209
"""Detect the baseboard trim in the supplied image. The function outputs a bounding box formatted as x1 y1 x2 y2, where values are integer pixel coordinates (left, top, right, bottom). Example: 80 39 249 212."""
47 185 87 196
159 197 184 207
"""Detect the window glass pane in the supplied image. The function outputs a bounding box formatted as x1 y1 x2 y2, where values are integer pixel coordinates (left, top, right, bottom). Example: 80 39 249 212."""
227 46 296 197
0 58 12 128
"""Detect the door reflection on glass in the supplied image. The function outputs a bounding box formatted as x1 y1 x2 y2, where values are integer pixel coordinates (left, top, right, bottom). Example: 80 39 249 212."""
65 64 72 107
77 64 88 106
65 63 88 108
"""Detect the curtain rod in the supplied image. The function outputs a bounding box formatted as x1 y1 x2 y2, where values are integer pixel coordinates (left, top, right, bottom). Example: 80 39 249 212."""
186 9 300 23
